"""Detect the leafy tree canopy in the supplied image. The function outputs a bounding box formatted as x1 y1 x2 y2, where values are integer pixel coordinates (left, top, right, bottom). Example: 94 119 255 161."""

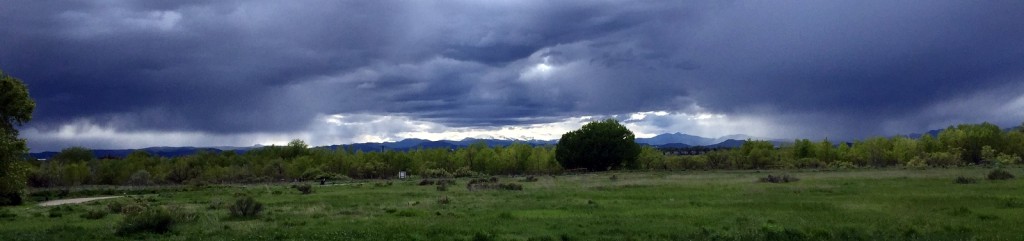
0 69 35 205
54 146 96 163
556 119 640 171
0 70 34 134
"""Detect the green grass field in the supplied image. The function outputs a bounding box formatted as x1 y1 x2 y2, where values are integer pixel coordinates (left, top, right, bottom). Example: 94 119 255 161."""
1 167 1022 241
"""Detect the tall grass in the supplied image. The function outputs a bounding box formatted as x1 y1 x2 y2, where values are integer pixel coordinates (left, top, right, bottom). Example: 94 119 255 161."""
1 167 1022 241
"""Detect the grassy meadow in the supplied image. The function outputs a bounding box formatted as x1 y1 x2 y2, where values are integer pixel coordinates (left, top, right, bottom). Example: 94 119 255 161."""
1 167 1023 241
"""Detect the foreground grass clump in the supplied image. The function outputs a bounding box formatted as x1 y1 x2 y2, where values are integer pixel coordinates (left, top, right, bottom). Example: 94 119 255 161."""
115 206 173 235
79 208 108 220
0 208 17 219
758 174 799 183
294 184 313 194
47 205 78 218
954 176 978 184
228 196 263 218
3 168 1024 241
987 169 1015 180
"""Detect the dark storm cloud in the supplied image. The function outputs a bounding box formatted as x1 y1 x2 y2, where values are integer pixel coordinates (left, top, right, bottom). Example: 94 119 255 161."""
2 0 411 133
2 0 1023 144
676 1 1024 137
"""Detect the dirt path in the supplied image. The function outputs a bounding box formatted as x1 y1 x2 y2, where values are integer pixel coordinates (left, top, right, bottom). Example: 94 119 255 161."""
38 196 122 207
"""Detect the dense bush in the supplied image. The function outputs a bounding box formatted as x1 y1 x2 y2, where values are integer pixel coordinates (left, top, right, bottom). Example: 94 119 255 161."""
106 201 126 213
467 178 522 191
793 158 825 169
167 205 198 223
924 152 961 167
294 184 312 194
120 204 146 215
115 206 174 235
126 170 154 186
48 205 76 218
420 168 453 178
419 179 455 186
954 176 977 184
0 193 22 206
466 177 498 188
79 209 108 219
0 208 16 219
452 166 482 178
466 178 494 191
759 175 799 183
987 169 1015 180
498 183 523 191
995 153 1022 166
228 196 263 218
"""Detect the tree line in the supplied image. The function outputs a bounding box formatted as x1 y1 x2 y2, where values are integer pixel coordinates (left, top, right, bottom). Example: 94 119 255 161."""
26 140 561 187
24 121 1023 188
636 122 1023 170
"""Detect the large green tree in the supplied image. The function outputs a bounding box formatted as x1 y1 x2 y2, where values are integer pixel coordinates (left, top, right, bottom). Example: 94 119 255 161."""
938 123 1004 164
556 119 640 171
0 69 35 205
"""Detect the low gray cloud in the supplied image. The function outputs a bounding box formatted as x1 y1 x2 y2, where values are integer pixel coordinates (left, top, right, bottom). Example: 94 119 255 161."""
3 1 1023 150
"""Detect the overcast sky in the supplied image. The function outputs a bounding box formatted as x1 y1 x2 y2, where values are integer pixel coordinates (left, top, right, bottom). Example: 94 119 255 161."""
3 1 1023 151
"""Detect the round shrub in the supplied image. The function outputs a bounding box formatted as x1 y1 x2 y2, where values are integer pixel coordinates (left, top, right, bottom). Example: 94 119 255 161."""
106 201 126 213
421 168 453 179
228 196 263 218
987 169 1015 180
116 206 173 235
759 174 799 183
80 209 108 220
295 184 313 195
0 193 23 206
954 176 978 184
0 208 16 219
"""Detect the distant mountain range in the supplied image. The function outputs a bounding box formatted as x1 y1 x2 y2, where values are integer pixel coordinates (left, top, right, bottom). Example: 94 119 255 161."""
902 127 1020 139
37 127 974 158
29 146 244 160
49 128 1001 159
321 138 558 153
903 129 943 139
29 133 762 159
634 132 754 146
